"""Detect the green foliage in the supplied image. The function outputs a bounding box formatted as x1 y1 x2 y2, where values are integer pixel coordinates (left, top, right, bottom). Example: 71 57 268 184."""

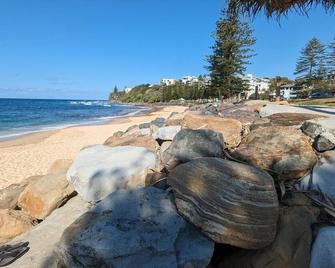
113 86 118 94
295 38 327 85
329 37 335 73
207 8 256 98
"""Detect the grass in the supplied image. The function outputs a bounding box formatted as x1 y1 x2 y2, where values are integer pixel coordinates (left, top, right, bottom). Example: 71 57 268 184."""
288 98 335 107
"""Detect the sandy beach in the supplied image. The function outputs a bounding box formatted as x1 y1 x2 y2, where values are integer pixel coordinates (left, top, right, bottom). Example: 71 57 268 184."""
0 105 186 189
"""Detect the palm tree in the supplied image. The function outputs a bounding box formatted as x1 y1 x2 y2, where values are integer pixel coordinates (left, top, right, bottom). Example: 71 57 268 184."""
228 0 335 18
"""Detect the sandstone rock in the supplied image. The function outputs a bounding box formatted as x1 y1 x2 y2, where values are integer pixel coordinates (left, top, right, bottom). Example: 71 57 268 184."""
232 126 317 181
67 145 158 202
152 126 181 141
18 173 75 219
162 129 224 171
313 132 335 152
8 196 90 268
310 226 335 268
166 112 184 126
220 194 319 268
0 209 37 244
151 117 166 127
267 113 325 127
47 159 73 174
112 130 124 137
52 188 214 268
0 176 41 209
168 157 279 249
183 113 242 148
104 133 157 152
219 103 260 125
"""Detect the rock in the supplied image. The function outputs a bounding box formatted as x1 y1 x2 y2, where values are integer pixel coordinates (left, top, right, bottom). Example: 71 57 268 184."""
297 150 335 203
220 194 319 268
301 119 335 139
0 209 37 244
151 117 166 127
47 159 73 174
232 126 317 181
183 113 242 148
8 196 90 268
124 125 140 136
104 133 157 152
152 126 181 141
0 176 41 209
168 157 279 249
112 130 124 137
166 112 184 126
139 122 151 129
52 187 214 268
220 103 260 125
310 226 335 268
162 129 224 171
313 132 335 152
18 173 75 220
67 145 158 202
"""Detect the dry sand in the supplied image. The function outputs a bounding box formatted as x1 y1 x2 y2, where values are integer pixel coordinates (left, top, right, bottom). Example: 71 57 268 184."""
0 105 186 189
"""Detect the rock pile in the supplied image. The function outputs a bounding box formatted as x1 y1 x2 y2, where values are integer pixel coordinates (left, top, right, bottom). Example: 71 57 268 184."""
2 102 335 268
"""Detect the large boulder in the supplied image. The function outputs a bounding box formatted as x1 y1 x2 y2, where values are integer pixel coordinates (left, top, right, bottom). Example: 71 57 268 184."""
0 209 37 244
162 129 224 171
168 158 279 249
310 226 335 268
52 187 214 268
17 173 75 219
166 112 185 126
182 113 243 148
219 193 319 268
0 176 41 210
47 159 73 174
8 196 90 268
152 126 182 141
232 126 317 181
297 150 335 203
301 119 335 152
67 145 158 202
104 133 157 152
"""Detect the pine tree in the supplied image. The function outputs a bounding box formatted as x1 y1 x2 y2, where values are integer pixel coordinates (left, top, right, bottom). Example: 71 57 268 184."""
329 37 335 74
113 86 118 94
207 8 256 98
294 38 327 85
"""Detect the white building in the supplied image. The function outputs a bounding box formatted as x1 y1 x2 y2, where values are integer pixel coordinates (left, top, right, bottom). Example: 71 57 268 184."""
242 74 271 99
124 87 133 93
160 79 178 86
280 84 297 100
181 76 199 85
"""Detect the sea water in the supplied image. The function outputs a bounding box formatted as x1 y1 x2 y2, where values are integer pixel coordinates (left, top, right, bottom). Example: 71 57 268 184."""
0 98 148 140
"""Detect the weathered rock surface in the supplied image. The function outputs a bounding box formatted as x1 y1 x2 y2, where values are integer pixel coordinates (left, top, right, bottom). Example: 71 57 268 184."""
0 209 37 244
52 187 214 268
8 196 90 268
47 159 73 174
219 103 260 124
162 129 224 171
168 157 279 249
267 113 324 127
18 173 75 219
182 113 242 148
313 132 335 152
301 119 335 139
219 193 319 268
232 126 317 181
151 117 166 127
0 176 41 209
104 133 157 152
166 112 184 126
297 150 335 203
310 226 335 268
67 145 158 202
152 125 181 141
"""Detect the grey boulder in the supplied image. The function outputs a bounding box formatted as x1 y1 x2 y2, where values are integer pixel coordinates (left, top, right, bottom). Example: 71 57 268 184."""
162 129 224 171
52 187 214 268
152 126 182 141
310 226 335 268
67 145 158 202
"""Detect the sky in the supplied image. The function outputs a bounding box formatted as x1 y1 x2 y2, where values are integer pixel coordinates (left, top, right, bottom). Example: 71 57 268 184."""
0 0 334 100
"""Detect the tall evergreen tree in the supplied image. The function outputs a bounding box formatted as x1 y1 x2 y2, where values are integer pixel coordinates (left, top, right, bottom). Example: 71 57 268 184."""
295 38 327 85
207 8 256 98
113 86 118 94
329 37 335 74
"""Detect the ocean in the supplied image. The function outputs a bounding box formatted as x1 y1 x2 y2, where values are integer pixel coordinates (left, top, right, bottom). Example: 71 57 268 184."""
0 98 149 141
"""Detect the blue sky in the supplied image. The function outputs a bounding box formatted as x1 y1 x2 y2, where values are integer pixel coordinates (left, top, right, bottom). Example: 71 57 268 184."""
0 0 334 99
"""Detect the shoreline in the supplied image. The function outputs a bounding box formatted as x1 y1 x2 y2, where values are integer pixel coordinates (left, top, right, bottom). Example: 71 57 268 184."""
0 105 186 190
